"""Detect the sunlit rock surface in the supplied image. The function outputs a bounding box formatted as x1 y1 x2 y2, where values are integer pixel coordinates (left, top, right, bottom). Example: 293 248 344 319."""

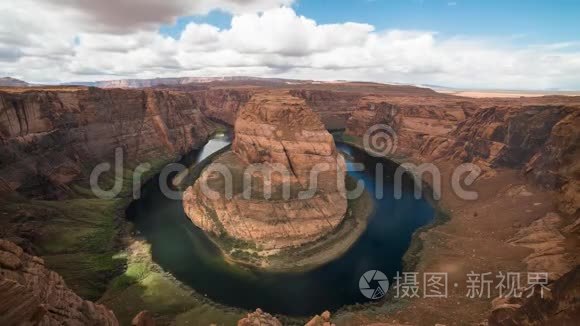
183 92 347 250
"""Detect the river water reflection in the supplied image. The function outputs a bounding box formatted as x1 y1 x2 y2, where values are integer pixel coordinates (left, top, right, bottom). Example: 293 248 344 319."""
127 134 434 316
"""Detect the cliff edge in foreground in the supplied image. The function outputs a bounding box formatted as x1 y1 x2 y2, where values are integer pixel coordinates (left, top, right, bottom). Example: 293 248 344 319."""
0 239 119 325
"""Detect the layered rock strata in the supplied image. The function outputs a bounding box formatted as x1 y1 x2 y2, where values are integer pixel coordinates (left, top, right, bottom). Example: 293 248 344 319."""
198 88 253 125
345 100 579 215
418 105 579 215
0 239 118 325
0 88 215 197
345 96 402 137
290 89 363 129
508 212 575 280
488 266 580 325
183 92 347 250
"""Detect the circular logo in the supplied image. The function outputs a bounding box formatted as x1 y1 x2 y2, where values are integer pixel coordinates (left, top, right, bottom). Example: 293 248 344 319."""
359 270 389 300
363 124 398 157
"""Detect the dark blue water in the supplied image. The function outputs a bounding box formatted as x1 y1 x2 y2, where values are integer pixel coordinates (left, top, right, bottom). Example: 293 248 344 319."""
126 138 434 316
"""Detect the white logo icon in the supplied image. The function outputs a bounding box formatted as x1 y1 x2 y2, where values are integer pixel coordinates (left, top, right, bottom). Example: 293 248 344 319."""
359 270 389 300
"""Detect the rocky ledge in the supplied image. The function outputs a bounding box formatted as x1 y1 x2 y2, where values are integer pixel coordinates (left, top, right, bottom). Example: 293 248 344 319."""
183 92 348 264
345 96 402 137
0 88 215 198
0 239 118 325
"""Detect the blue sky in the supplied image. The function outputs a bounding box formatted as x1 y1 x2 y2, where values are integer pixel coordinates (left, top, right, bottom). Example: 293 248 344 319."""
3 0 580 89
160 0 580 45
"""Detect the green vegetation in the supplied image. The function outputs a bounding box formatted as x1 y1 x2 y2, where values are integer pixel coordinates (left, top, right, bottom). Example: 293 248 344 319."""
100 240 245 325
216 233 258 252
211 123 229 135
174 305 243 326
341 134 360 144
197 199 226 233
107 260 150 292
0 155 175 300
0 196 126 299
0 139 254 324
230 248 259 261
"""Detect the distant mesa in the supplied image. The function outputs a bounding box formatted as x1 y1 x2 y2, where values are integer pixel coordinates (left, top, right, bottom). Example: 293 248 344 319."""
62 76 310 88
0 77 29 87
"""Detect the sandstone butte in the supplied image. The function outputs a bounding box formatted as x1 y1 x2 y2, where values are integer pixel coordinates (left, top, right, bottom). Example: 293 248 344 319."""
183 92 348 252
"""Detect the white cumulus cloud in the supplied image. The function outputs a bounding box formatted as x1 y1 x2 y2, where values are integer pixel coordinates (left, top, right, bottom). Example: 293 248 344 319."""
0 2 579 90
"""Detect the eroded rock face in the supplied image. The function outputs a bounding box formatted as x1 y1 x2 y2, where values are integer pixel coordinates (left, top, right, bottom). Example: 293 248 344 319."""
343 95 466 159
237 308 282 326
445 106 579 218
290 89 363 129
418 105 579 215
0 88 215 197
488 266 580 326
132 310 156 326
345 100 579 214
183 92 347 250
199 88 253 125
346 96 580 219
412 105 577 175
524 109 580 215
508 212 575 280
233 93 346 191
345 97 402 137
0 239 119 325
444 106 572 168
305 310 335 326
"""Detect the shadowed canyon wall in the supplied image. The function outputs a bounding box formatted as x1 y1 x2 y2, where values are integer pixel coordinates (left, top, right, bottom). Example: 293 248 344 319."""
0 239 118 325
345 97 579 215
0 88 215 197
